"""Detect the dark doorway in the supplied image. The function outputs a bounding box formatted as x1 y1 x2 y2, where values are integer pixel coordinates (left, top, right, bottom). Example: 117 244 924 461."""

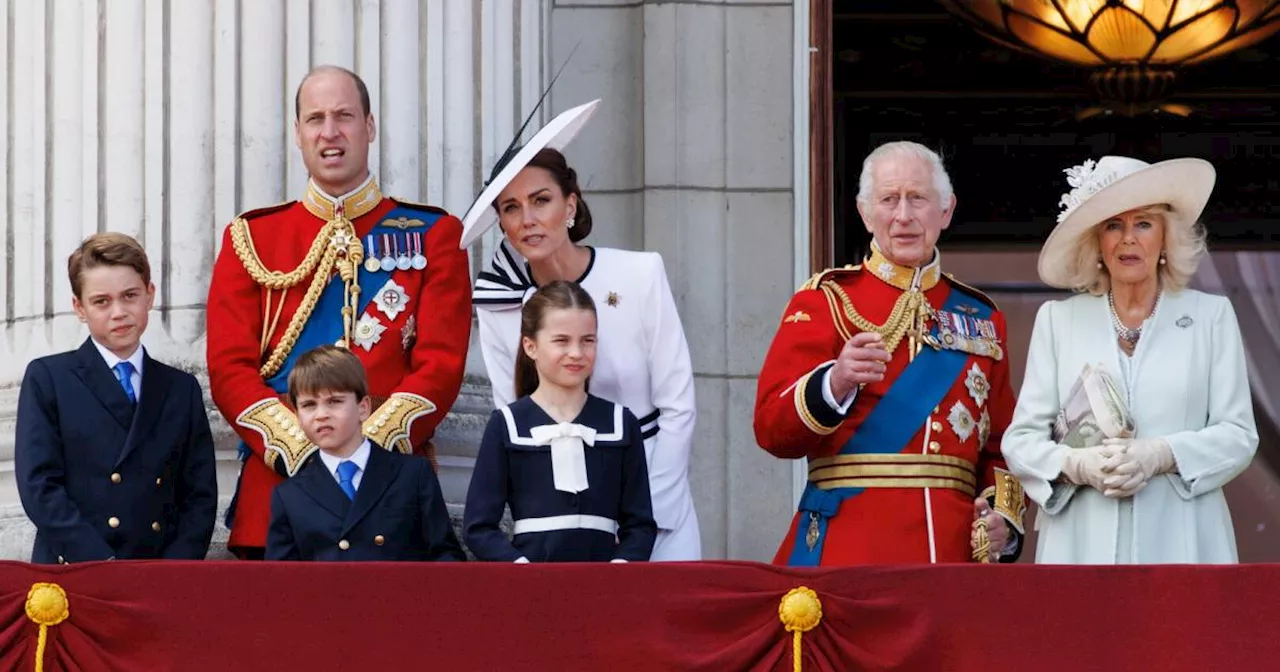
830 1 1280 267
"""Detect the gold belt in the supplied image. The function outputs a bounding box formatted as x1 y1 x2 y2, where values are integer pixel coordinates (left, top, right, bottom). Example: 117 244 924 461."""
808 453 977 497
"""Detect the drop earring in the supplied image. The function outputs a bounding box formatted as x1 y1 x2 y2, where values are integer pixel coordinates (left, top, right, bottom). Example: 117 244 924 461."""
1159 253 1167 265
1096 256 1103 270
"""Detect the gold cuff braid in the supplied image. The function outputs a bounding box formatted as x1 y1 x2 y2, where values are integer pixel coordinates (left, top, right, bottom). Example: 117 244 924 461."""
364 393 438 454
984 467 1027 535
236 398 317 477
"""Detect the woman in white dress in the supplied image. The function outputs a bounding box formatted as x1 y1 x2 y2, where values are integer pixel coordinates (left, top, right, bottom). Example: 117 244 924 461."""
1002 155 1257 564
467 146 702 562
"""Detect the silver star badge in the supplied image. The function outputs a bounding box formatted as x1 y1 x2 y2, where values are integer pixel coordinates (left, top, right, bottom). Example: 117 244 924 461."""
965 363 990 408
373 278 410 321
948 401 975 442
353 313 387 351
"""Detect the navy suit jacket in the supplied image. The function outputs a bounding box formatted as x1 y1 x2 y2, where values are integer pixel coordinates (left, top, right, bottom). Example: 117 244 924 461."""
15 338 218 564
266 443 465 562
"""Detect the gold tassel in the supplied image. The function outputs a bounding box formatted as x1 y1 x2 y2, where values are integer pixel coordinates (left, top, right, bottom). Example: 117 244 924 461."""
779 587 823 672
25 582 69 672
972 518 992 563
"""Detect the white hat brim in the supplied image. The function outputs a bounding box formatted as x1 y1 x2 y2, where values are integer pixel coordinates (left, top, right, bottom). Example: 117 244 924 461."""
459 99 601 249
1037 158 1216 289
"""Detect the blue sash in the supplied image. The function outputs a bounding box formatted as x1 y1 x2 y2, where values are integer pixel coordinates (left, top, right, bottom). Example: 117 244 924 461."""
786 286 993 566
226 205 443 527
262 205 444 393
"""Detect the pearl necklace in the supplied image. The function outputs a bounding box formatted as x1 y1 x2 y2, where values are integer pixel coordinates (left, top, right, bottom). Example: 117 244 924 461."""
1108 289 1161 345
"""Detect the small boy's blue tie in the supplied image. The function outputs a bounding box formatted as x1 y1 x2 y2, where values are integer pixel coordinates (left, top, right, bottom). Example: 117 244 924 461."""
337 460 359 501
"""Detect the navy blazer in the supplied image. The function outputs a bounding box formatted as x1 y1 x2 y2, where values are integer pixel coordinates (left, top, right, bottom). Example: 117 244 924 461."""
15 338 218 564
266 443 465 562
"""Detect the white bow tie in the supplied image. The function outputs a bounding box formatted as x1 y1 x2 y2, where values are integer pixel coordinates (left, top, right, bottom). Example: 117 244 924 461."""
529 422 597 494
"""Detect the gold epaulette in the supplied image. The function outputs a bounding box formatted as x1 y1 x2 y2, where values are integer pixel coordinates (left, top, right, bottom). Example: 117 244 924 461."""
944 273 999 311
389 197 450 217
799 264 861 292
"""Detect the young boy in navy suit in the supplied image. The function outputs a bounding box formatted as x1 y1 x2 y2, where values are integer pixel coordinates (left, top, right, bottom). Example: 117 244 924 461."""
15 233 218 563
266 346 464 561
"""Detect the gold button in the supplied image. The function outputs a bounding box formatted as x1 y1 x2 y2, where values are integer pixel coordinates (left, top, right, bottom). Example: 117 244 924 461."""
338 540 350 551
930 421 943 432
151 521 162 532
108 516 120 528
374 535 385 546
156 478 162 486
928 441 941 453
110 472 122 484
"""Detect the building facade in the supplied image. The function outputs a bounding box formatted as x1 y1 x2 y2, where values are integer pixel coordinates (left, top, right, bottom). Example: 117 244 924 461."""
0 1 805 561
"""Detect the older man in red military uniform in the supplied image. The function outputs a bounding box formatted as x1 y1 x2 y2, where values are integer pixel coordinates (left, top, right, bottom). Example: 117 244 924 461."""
755 141 1026 566
206 66 471 559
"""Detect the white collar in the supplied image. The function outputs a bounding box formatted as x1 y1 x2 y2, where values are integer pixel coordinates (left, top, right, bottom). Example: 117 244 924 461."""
91 338 145 377
318 438 372 478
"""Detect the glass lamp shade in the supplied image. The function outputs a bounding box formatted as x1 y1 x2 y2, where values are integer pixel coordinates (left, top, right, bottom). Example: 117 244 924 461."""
939 1 1280 67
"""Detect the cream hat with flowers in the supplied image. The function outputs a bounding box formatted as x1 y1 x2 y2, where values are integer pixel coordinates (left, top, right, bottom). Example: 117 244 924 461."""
1038 155 1215 289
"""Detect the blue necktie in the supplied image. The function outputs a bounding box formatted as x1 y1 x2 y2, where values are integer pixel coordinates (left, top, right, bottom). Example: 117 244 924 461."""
336 461 359 501
113 361 137 405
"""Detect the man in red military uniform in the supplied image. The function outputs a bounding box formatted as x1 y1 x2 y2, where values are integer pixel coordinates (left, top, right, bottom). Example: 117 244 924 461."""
206 66 471 559
755 141 1027 566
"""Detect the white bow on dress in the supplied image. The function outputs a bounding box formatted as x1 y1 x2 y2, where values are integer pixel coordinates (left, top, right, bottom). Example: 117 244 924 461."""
528 422 597 494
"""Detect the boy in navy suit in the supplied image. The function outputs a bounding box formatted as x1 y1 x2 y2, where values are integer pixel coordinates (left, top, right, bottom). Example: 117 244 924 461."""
15 233 218 563
266 346 464 561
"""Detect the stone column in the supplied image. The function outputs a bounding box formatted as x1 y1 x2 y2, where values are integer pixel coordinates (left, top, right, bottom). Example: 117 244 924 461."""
0 0 540 559
548 1 800 560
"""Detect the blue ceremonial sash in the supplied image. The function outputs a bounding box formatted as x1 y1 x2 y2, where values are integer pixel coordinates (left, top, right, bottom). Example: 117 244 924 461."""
262 204 443 394
226 205 442 528
786 286 993 566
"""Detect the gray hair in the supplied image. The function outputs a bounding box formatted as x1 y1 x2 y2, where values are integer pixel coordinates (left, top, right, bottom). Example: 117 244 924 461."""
856 141 954 207
1067 204 1208 295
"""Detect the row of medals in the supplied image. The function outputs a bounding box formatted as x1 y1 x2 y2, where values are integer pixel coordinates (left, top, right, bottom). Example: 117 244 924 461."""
362 232 428 273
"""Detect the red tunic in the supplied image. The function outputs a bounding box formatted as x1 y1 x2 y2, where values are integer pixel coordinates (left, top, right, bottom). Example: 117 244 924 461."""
753 248 1022 565
206 178 472 551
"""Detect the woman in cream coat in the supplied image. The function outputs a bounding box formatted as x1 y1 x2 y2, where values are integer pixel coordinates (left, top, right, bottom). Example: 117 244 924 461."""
1002 155 1257 564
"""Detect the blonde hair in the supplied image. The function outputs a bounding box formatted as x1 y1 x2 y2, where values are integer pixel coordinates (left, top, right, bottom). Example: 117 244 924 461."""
1065 204 1207 295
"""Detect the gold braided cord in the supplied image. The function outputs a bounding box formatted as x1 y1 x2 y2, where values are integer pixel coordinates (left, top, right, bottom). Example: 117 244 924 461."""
973 518 992 563
259 248 338 378
231 217 332 289
234 214 365 377
820 280 928 355
262 288 290 357
819 284 853 342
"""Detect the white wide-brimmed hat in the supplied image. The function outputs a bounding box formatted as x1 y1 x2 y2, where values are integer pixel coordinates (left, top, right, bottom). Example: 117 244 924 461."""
458 99 600 249
1038 155 1216 288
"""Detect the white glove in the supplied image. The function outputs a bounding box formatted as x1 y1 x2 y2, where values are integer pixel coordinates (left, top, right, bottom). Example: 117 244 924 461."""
1060 445 1118 491
1100 437 1175 498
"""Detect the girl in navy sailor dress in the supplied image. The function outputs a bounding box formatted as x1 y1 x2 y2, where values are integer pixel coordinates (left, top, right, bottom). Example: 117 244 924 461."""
463 281 656 562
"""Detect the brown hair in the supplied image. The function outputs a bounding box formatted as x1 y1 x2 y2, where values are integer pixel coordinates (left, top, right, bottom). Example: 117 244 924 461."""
67 232 152 299
500 148 594 243
295 65 372 119
288 345 370 408
513 281 597 399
